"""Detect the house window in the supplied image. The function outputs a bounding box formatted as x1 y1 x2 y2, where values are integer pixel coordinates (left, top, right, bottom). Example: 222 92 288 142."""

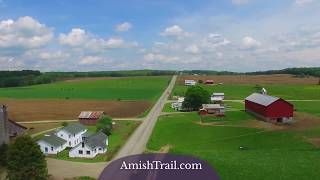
45 147 48 153
86 151 91 155
99 148 102 151
82 142 84 148
51 147 54 151
74 134 75 137
60 134 63 137
69 142 71 146
69 134 71 138
79 150 83 154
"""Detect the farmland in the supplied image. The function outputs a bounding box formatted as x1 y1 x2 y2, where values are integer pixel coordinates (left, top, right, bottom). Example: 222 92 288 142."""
0 76 170 121
148 112 320 180
0 76 170 100
173 75 320 100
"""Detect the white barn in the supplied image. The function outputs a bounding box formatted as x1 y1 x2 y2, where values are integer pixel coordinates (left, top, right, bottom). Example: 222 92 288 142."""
211 93 225 103
69 132 108 158
37 134 67 155
56 123 87 147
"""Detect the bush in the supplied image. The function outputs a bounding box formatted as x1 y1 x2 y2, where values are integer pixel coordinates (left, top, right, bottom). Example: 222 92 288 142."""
62 122 69 127
7 136 48 180
0 143 8 167
96 115 113 136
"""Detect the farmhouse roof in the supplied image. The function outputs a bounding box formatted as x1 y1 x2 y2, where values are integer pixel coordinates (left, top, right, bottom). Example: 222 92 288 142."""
85 132 107 149
78 111 105 119
61 123 86 135
38 135 66 148
245 93 280 106
212 93 224 96
202 104 224 109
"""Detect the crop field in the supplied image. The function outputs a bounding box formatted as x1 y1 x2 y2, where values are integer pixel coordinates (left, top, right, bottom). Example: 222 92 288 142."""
148 112 320 180
3 99 151 121
0 76 170 121
0 76 170 100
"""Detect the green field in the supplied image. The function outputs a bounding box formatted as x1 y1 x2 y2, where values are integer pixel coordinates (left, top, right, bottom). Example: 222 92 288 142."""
172 84 320 100
290 101 320 117
0 76 171 101
49 120 140 163
148 112 320 180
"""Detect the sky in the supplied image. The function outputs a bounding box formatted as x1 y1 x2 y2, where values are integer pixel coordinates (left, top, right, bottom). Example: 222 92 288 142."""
0 0 320 72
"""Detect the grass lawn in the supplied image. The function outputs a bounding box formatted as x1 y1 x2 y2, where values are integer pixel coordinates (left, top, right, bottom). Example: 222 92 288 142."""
48 120 140 163
0 76 171 101
172 84 320 100
201 111 254 124
24 122 62 135
290 101 320 117
148 112 320 180
162 102 176 113
224 101 244 110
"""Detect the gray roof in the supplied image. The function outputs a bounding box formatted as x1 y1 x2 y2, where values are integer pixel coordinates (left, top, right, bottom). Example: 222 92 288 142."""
39 135 66 147
61 123 86 134
85 132 107 149
245 93 280 106
202 104 224 109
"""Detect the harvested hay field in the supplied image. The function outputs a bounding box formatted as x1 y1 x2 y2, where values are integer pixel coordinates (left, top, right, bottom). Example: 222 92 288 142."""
24 122 62 135
179 74 319 85
1 99 151 122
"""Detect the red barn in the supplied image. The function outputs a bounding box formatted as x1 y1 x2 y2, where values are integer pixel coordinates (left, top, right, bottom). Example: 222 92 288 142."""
78 111 105 125
205 80 214 84
245 93 294 123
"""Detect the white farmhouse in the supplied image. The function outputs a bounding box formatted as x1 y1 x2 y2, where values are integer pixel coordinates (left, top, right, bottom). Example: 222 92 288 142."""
37 134 67 155
69 132 108 158
56 123 87 147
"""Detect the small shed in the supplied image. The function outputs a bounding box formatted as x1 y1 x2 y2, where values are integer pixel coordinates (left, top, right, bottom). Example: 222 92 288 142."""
78 111 106 125
184 80 196 86
201 104 225 116
245 93 294 123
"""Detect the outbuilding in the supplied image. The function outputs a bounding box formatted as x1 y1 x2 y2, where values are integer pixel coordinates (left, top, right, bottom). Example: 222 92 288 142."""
184 80 196 86
78 111 105 125
205 80 214 84
245 93 294 123
37 134 67 155
201 104 225 116
211 93 225 103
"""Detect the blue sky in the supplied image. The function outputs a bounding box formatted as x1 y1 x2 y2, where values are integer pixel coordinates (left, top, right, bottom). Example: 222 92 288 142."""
0 0 320 72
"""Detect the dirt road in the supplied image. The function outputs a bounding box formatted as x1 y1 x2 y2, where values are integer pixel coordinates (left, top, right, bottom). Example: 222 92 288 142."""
113 75 177 160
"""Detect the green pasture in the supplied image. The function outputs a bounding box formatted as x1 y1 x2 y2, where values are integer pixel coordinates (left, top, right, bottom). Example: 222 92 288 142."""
147 112 320 180
290 101 320 116
0 76 171 101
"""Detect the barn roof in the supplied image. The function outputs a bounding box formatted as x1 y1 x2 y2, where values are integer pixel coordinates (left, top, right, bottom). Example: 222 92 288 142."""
38 135 66 148
60 123 86 135
78 111 105 119
245 93 280 106
85 132 107 149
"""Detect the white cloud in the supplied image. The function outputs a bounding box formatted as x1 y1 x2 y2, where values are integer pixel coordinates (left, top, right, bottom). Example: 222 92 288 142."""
231 0 251 5
160 25 189 38
185 45 200 54
59 28 88 47
143 53 180 62
79 56 110 65
105 37 124 48
115 22 132 32
294 0 314 6
242 36 261 49
0 16 53 48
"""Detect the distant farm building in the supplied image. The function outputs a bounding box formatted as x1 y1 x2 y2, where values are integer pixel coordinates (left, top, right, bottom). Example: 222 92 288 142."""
245 93 294 123
0 105 26 144
171 97 185 111
184 80 196 86
200 104 225 116
78 111 106 125
205 80 214 85
211 93 225 103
